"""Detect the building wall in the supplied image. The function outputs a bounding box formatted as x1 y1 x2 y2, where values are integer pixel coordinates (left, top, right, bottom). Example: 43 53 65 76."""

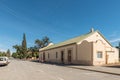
84 32 111 48
39 32 119 65
106 48 119 64
76 40 93 65
83 32 119 65
93 40 106 65
39 44 77 64
39 41 94 65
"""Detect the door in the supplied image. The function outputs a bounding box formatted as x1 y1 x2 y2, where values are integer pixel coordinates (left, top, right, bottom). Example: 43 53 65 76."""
105 53 109 64
68 50 72 63
43 52 45 62
61 51 64 64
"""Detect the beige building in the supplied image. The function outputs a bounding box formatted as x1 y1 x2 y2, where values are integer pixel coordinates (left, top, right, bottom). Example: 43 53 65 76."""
39 29 119 65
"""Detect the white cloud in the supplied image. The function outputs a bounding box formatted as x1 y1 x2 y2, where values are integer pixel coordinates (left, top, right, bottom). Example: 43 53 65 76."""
109 31 119 37
0 49 6 52
110 38 120 43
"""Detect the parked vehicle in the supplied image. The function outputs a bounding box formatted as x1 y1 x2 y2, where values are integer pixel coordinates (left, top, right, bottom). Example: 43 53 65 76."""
0 57 10 66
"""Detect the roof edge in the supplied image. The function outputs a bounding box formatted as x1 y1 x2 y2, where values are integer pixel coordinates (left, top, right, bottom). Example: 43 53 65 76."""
96 30 113 47
39 42 76 52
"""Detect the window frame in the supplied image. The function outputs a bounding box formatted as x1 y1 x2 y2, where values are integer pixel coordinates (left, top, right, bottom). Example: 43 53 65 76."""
97 51 103 58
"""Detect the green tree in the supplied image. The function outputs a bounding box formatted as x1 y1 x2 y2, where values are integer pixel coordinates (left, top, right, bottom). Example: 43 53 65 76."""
13 33 27 59
2 52 7 56
28 46 39 59
22 33 27 58
0 51 2 56
34 36 51 59
0 51 8 56
42 36 51 47
6 49 11 57
12 53 18 58
35 39 43 48
13 45 23 59
13 45 19 52
13 45 22 55
35 36 51 49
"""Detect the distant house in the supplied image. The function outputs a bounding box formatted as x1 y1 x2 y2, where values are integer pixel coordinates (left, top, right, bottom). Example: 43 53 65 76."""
39 29 119 65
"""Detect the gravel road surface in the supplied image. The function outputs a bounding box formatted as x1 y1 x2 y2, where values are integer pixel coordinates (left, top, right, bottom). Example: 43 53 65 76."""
0 59 120 80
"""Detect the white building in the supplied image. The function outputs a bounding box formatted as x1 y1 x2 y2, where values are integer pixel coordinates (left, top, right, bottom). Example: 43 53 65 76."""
39 29 119 65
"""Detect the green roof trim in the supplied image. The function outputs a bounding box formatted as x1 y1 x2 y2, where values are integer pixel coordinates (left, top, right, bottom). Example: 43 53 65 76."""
40 30 112 51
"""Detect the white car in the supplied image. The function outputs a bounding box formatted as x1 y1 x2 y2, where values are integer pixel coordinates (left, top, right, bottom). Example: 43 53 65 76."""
0 57 10 66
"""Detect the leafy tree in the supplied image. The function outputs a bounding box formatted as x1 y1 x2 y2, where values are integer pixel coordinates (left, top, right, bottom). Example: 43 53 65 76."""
12 53 18 58
35 39 43 48
12 33 27 59
13 45 23 59
28 46 38 53
22 33 27 58
26 52 32 59
13 45 22 54
0 51 10 57
2 52 7 56
22 33 27 50
33 36 51 59
35 36 51 49
42 36 51 47
6 49 11 57
12 35 51 60
0 52 1 56
28 46 39 59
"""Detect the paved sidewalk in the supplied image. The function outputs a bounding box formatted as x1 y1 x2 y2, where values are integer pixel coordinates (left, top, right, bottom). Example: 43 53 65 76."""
67 65 120 76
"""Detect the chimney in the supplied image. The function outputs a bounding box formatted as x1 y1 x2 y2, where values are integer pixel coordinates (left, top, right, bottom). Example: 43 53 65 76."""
90 28 94 33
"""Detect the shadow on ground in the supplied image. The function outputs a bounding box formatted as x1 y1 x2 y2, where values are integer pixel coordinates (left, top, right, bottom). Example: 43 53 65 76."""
30 60 120 68
0 65 7 67
30 60 92 66
103 63 120 68
104 65 120 68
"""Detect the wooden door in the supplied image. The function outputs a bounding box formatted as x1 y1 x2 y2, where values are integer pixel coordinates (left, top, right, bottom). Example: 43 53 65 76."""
68 50 72 63
43 52 45 62
61 51 64 64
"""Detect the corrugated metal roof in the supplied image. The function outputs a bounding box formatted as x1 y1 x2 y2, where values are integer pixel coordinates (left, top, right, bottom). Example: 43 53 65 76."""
40 31 97 51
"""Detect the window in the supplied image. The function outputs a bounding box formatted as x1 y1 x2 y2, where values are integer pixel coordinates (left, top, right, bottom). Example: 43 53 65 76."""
56 52 58 58
97 51 103 58
0 58 4 61
48 53 49 59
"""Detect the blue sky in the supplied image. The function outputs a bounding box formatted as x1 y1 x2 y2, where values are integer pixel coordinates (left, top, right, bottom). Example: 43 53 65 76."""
0 0 120 52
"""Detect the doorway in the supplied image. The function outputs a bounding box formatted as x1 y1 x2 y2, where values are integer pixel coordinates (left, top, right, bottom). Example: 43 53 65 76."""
43 52 45 62
105 52 109 64
61 51 64 64
68 50 72 63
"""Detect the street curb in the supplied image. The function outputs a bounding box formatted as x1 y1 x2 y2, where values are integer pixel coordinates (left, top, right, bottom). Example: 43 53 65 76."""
67 66 120 76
